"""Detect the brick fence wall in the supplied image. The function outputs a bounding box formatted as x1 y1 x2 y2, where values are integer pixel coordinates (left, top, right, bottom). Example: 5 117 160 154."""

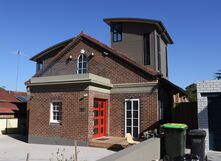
197 80 221 151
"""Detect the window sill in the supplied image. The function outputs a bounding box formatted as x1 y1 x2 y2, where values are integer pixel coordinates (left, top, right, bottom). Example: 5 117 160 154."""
50 122 62 126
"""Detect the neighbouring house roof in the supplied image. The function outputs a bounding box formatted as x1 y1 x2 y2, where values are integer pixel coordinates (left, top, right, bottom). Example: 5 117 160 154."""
0 102 19 113
0 90 20 103
0 90 27 114
103 17 173 44
160 78 187 96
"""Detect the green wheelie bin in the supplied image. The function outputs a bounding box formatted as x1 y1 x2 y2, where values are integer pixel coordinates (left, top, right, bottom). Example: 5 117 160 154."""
161 123 188 161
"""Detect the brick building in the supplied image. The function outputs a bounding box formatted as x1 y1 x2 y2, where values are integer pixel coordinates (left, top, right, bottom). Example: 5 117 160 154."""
0 89 27 134
26 18 186 145
197 80 221 151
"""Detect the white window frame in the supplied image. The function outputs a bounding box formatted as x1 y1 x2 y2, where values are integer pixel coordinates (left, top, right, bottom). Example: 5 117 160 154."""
77 54 87 74
125 98 140 137
50 100 62 124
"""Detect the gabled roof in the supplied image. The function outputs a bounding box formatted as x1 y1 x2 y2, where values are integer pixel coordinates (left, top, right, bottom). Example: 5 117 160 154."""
103 17 173 44
0 90 20 103
160 78 187 96
0 90 27 114
0 102 19 113
32 32 161 78
30 38 73 61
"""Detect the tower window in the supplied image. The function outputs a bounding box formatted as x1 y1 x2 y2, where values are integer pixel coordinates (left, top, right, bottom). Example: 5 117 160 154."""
157 35 161 71
144 33 150 65
111 24 122 42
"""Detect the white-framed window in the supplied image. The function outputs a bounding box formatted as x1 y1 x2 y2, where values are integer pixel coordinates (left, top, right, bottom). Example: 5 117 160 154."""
111 23 122 42
50 101 62 124
77 54 87 74
125 98 140 138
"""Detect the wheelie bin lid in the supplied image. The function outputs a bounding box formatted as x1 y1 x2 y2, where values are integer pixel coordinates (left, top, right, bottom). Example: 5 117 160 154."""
189 129 206 136
161 123 188 129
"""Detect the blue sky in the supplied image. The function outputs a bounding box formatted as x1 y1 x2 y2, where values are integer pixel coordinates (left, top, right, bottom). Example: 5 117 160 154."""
0 0 221 91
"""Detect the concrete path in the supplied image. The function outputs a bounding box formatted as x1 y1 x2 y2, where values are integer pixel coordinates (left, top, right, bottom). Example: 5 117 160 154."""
0 135 115 161
186 148 221 160
207 151 221 161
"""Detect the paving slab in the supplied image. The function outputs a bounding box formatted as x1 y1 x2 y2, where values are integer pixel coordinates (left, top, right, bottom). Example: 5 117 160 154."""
207 151 221 161
0 135 115 161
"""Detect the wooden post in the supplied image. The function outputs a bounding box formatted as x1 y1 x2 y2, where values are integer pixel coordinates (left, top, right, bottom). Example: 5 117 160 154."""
26 153 30 161
74 140 78 161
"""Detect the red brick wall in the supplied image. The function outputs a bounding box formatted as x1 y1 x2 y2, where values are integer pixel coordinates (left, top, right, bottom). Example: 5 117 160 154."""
40 40 154 83
28 90 89 141
28 88 159 140
109 92 159 137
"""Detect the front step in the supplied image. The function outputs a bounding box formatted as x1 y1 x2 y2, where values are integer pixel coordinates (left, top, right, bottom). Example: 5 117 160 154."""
89 136 129 149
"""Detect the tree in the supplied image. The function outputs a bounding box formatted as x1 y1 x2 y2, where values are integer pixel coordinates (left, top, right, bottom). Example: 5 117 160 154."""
185 83 197 102
214 70 221 80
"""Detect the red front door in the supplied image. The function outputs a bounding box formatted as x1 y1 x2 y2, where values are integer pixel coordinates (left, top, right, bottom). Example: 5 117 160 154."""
93 99 107 138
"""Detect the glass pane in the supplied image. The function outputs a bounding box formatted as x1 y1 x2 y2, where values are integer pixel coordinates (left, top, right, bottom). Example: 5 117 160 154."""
94 101 98 108
133 111 138 118
133 119 138 126
78 69 82 74
79 62 82 68
101 119 103 125
53 115 56 120
83 54 87 60
100 102 104 108
113 33 117 42
127 111 132 118
56 115 59 120
94 119 98 126
127 119 131 126
126 127 131 134
83 62 87 68
133 101 138 110
94 110 98 117
126 101 131 110
93 128 98 134
79 55 83 61
101 110 104 116
101 128 103 133
118 33 122 41
133 127 138 138
83 69 87 73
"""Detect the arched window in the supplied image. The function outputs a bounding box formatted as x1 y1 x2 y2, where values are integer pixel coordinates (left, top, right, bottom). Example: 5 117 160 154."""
77 54 87 74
